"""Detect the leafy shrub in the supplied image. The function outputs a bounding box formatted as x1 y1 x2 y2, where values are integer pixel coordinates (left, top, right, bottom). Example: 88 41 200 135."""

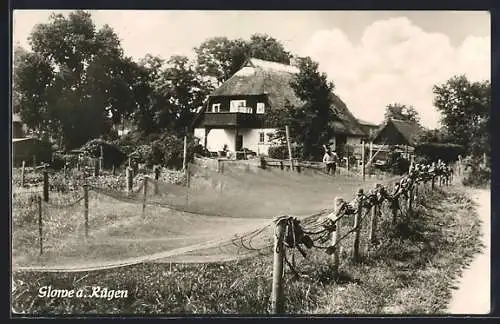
415 142 465 163
462 156 491 187
387 151 410 175
268 145 303 160
80 138 127 169
157 134 196 169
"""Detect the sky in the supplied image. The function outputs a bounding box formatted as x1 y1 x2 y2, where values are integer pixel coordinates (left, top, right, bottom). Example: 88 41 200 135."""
12 10 491 129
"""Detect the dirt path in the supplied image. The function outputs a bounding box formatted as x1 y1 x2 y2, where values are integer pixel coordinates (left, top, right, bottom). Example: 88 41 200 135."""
447 188 491 314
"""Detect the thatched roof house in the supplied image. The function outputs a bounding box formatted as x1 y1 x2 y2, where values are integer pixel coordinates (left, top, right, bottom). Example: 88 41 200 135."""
195 58 365 136
192 58 365 156
372 119 423 147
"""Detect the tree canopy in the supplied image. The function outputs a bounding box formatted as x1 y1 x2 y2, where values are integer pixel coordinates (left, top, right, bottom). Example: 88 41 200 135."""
194 34 291 85
432 75 490 158
13 10 214 150
384 103 420 124
267 57 335 160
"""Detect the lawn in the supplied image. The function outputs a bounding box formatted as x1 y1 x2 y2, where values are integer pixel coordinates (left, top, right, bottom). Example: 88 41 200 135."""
12 162 387 271
11 177 482 315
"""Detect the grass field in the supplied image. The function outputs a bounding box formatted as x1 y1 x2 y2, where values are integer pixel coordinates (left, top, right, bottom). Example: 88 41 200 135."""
12 162 388 271
11 184 482 315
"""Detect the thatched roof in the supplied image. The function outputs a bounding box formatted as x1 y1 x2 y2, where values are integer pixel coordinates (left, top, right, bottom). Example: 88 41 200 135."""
372 119 422 146
210 58 303 110
195 58 365 136
356 118 379 127
329 94 366 136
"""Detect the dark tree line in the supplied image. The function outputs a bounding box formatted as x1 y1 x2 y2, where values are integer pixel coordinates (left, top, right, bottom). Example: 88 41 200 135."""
13 11 292 151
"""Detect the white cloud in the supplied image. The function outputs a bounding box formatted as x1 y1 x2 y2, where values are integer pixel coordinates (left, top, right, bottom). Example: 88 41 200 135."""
300 16 490 129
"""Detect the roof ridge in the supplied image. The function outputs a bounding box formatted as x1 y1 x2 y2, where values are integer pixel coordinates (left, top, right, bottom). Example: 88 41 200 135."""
248 57 299 74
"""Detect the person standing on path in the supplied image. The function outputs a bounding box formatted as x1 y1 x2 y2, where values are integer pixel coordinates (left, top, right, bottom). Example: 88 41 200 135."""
323 148 338 175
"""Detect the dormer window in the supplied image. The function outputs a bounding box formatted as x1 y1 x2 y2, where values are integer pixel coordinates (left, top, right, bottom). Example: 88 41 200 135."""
256 102 265 114
211 103 221 113
230 100 247 112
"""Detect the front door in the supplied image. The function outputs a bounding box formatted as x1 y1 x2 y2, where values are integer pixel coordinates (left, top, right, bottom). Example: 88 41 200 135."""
235 135 243 151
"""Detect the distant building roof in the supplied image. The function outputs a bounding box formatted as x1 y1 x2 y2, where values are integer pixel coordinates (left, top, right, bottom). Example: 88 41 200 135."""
372 119 423 146
356 118 379 127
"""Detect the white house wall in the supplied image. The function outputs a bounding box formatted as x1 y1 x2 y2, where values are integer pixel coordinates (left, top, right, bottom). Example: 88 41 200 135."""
194 127 277 155
239 128 277 156
194 128 237 152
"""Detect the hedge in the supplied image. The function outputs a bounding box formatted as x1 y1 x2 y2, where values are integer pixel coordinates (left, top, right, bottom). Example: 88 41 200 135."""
415 142 465 163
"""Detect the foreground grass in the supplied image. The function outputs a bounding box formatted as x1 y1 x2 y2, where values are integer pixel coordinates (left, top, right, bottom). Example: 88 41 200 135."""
12 187 482 315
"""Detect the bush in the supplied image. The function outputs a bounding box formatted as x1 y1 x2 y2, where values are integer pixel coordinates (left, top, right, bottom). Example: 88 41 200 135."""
387 151 410 175
415 142 465 163
157 134 197 169
268 145 303 160
80 139 127 169
462 156 491 187
462 168 491 187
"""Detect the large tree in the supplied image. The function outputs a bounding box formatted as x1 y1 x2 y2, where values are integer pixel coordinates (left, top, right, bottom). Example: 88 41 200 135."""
131 54 213 137
15 10 139 149
13 46 54 136
432 75 490 157
194 34 291 85
384 103 420 124
267 57 335 160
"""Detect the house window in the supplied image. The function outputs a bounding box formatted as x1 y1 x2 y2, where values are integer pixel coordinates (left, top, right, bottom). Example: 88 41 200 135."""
259 132 265 144
256 102 265 114
230 100 247 112
211 103 221 113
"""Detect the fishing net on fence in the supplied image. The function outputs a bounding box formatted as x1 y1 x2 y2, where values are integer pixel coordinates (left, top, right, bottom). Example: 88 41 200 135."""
12 159 399 272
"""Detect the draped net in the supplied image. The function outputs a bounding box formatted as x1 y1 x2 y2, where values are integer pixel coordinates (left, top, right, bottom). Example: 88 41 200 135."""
12 160 395 272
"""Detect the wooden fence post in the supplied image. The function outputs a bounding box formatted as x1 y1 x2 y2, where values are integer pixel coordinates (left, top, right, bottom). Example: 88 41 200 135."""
84 185 89 238
183 135 188 171
153 165 160 195
280 161 284 170
63 162 67 179
285 125 294 172
93 158 99 177
142 176 148 217
217 158 221 173
21 160 26 187
414 182 419 205
126 167 133 193
100 144 104 173
369 184 381 244
38 196 43 255
352 189 363 262
361 141 366 181
331 197 343 277
271 218 286 314
43 171 49 202
112 164 116 176
431 176 435 190
407 185 413 218
391 184 399 225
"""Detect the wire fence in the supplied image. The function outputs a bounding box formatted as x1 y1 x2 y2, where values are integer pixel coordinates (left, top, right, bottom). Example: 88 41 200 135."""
267 161 454 313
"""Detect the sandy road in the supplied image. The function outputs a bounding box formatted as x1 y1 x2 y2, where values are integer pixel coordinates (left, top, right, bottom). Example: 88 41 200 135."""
447 188 491 314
